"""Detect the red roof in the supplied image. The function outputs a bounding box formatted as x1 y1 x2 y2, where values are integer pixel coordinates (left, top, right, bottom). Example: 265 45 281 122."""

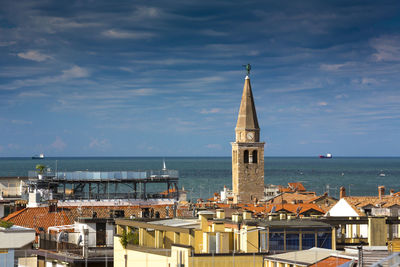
310 256 352 267
4 204 179 234
288 182 306 192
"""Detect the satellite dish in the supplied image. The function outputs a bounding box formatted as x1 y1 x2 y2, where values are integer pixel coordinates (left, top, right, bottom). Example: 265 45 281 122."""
57 232 63 243
76 234 83 246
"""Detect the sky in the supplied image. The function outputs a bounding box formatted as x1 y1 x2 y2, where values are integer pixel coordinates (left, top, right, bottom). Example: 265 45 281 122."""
1 0 400 157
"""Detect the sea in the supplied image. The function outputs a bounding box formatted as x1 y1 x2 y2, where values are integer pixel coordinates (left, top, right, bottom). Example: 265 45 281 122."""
0 157 399 201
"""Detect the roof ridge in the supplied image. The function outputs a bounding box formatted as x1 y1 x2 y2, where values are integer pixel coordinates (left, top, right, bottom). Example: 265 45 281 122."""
3 208 27 221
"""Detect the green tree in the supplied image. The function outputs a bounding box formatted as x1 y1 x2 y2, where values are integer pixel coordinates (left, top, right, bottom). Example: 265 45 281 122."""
36 164 46 174
0 220 14 228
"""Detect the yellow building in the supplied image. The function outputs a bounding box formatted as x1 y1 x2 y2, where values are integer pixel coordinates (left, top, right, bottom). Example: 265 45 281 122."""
114 209 336 267
114 210 266 267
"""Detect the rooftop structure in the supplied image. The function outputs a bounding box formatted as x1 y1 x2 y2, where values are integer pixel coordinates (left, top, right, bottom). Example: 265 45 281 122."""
25 169 179 205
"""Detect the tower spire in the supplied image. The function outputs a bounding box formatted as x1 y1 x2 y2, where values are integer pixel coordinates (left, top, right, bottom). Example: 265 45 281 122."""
235 75 260 142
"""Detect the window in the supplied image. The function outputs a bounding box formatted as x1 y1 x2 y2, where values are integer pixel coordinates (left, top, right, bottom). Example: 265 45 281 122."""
252 150 258 163
269 232 284 251
244 150 249 163
286 233 299 250
302 233 315 249
317 232 331 249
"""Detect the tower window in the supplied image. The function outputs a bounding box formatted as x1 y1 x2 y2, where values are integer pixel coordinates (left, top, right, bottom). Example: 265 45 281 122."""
244 150 249 163
252 150 258 163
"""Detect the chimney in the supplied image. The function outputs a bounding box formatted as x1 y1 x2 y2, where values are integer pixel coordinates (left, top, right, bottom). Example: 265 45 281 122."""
243 210 253 220
198 211 214 231
340 187 346 199
232 212 242 223
378 186 385 200
49 199 58 213
390 189 395 196
216 209 225 219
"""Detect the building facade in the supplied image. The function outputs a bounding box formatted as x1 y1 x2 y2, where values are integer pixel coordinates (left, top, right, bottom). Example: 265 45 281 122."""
232 75 265 203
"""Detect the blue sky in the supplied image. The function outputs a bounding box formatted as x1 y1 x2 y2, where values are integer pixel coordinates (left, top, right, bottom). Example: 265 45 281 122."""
1 0 400 157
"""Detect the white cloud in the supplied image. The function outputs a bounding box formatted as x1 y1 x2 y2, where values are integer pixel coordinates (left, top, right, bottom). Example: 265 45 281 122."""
317 101 328 106
335 94 348 99
18 91 48 98
206 144 222 149
89 138 110 150
102 29 154 39
134 7 161 18
0 65 90 91
320 63 347 71
11 119 32 125
51 137 66 150
17 50 52 62
371 35 400 61
201 29 228 36
129 88 157 96
0 41 16 47
61 65 89 79
200 108 221 114
361 77 377 85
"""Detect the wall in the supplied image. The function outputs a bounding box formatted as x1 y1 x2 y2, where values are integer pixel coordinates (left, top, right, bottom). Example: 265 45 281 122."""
114 236 169 267
18 256 37 267
106 223 114 246
0 230 35 249
0 249 14 267
326 199 359 217
0 178 26 197
190 254 264 267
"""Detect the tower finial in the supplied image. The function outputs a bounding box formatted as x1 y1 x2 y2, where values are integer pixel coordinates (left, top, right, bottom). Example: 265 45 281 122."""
242 64 251 76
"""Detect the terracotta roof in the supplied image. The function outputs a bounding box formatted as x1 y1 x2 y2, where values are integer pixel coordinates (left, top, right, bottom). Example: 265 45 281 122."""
266 203 325 215
268 192 317 205
2 208 26 221
288 182 306 192
4 207 72 233
343 196 400 216
278 186 293 193
4 204 178 234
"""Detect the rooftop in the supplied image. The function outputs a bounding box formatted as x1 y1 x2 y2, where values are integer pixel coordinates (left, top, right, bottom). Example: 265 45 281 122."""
265 247 354 265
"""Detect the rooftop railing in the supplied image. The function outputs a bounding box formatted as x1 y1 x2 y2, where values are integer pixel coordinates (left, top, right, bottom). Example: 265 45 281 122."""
28 170 179 180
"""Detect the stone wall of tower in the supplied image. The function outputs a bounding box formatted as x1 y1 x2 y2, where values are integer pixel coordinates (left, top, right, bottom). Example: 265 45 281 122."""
232 143 265 203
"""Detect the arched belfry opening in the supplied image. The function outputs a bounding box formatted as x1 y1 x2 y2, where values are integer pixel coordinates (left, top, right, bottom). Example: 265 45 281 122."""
252 150 258 164
244 150 249 163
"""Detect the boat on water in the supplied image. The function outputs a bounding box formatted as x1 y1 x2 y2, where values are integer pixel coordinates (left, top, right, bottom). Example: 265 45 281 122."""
32 153 45 159
319 153 332 159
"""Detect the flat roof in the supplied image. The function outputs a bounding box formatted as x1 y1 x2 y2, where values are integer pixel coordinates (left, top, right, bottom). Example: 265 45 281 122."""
265 248 346 265
150 218 200 229
259 219 333 228
115 218 200 233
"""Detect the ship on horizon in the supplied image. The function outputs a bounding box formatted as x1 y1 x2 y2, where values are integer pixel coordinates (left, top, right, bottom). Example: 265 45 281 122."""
32 153 45 159
319 153 332 159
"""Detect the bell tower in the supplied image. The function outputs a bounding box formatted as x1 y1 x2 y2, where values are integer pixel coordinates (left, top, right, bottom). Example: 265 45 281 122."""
232 66 265 203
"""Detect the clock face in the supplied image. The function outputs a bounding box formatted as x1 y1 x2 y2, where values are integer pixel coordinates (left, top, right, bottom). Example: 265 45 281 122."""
247 132 254 140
